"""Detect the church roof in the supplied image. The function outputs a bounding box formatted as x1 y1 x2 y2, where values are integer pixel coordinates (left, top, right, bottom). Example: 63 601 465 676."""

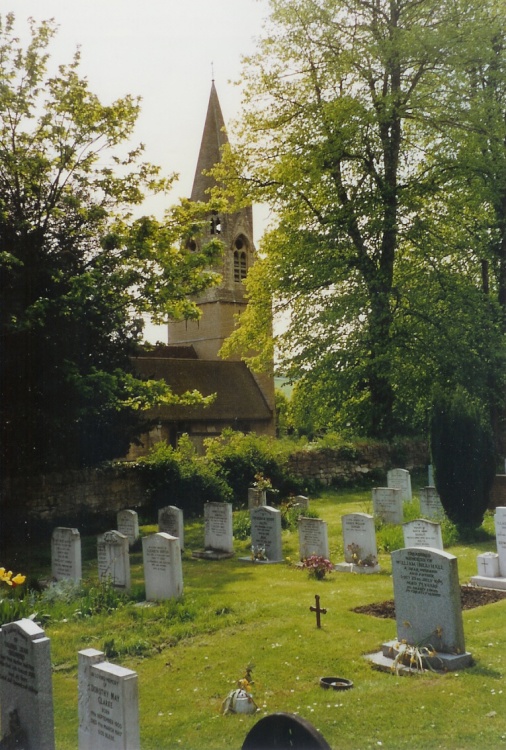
132 357 272 422
190 82 228 203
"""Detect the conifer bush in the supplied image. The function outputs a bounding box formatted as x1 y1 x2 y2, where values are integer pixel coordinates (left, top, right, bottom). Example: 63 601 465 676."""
430 386 496 529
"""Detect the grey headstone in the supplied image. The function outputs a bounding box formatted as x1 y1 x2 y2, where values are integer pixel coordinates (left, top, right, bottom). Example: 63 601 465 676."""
250 506 283 562
495 507 506 577
142 532 183 601
342 513 378 565
158 505 184 550
97 531 130 590
476 552 500 578
116 510 139 546
387 469 412 501
419 487 445 520
391 547 467 656
204 503 234 553
0 619 55 750
248 488 266 509
51 526 82 582
372 487 403 524
298 518 329 560
403 519 443 551
78 648 105 750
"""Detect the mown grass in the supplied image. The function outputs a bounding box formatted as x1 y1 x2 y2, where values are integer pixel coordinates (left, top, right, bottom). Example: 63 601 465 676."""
3 486 506 749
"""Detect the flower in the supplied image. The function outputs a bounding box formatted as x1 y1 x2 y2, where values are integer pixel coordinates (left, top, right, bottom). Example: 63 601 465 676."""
300 555 333 580
252 473 277 493
0 567 26 587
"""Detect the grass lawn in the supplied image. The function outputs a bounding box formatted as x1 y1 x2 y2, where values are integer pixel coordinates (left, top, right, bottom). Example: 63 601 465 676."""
7 487 506 749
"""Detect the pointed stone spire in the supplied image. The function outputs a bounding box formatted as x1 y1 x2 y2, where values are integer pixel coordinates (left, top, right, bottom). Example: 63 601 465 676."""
190 82 228 203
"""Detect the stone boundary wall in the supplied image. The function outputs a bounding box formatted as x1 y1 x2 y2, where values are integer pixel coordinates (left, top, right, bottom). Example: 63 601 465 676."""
287 439 429 486
0 465 149 541
1 440 429 537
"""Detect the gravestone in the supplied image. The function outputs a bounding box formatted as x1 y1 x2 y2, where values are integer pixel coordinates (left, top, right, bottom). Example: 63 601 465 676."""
294 495 309 510
87 659 140 750
51 526 82 582
116 510 139 547
0 618 55 750
403 519 443 551
366 548 472 671
158 505 184 550
242 712 331 750
248 488 266 509
372 487 403 524
419 486 445 520
470 506 506 590
142 532 183 601
250 506 283 562
97 531 130 590
335 513 379 574
428 464 434 486
78 648 105 750
298 518 329 560
387 468 412 501
193 503 234 559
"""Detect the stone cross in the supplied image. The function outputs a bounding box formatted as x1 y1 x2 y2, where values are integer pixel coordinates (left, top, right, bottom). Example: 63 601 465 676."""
310 594 327 628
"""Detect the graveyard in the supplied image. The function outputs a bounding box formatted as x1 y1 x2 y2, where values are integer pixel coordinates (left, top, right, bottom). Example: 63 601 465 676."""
1 482 506 749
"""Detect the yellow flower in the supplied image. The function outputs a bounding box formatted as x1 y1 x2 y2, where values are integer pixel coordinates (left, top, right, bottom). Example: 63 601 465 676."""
0 567 26 587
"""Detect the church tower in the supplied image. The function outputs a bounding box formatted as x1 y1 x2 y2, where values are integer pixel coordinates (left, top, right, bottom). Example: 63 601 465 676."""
167 82 256 362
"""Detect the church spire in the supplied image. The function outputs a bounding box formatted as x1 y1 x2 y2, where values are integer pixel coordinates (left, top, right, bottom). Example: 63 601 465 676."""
190 82 228 203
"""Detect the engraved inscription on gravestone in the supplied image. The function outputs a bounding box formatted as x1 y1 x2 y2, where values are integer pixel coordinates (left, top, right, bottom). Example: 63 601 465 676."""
51 527 82 582
204 503 233 553
402 519 443 550
142 532 183 601
372 488 403 524
298 518 329 560
250 507 283 562
88 661 140 750
158 506 184 550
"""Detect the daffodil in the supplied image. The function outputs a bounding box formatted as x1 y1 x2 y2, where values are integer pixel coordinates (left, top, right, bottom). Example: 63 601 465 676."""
0 567 26 587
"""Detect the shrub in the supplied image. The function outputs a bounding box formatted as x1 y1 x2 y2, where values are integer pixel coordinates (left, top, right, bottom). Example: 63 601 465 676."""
430 387 496 529
136 436 231 518
204 429 303 506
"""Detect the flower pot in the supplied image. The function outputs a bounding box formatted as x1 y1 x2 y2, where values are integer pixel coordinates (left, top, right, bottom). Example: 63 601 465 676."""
319 677 354 691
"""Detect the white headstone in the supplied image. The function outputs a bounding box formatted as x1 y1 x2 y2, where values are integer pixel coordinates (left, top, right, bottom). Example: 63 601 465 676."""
391 548 468 659
0 618 55 750
78 648 105 750
51 526 82 582
116 510 139 547
158 505 184 550
248 488 266 509
419 487 445 520
342 513 378 566
250 506 283 562
372 487 403 524
142 532 183 601
298 518 329 560
97 531 130 590
476 552 500 578
88 660 140 750
403 519 443 551
387 468 412 501
204 503 234 553
495 506 506 577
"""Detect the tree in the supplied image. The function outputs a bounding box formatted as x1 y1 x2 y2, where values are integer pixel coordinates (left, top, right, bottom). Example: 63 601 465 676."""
218 0 506 438
0 15 220 474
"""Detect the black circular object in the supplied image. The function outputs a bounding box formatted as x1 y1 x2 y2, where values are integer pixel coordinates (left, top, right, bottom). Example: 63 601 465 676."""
319 676 354 690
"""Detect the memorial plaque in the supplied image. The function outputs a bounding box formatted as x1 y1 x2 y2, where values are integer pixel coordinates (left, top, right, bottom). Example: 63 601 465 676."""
419 487 445 520
158 506 184 550
142 532 183 601
387 468 412 501
298 518 329 560
97 531 130 590
250 506 283 562
0 618 55 750
391 548 466 655
116 510 139 546
372 487 403 524
204 503 234 553
403 519 443 551
51 526 82 582
88 661 140 750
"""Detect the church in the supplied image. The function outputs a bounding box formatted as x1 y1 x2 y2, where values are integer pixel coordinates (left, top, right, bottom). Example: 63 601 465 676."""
129 82 275 456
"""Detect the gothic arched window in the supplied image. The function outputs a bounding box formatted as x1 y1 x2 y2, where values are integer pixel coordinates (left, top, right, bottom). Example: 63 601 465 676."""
234 250 247 282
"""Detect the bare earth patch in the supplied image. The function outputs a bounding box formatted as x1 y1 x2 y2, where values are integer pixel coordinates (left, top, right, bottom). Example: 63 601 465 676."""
352 585 506 619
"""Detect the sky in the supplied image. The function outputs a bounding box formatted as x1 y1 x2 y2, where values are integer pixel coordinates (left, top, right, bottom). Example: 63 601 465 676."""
9 0 271 341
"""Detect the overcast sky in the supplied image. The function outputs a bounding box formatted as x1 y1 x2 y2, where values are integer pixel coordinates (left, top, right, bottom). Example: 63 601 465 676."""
10 0 271 341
